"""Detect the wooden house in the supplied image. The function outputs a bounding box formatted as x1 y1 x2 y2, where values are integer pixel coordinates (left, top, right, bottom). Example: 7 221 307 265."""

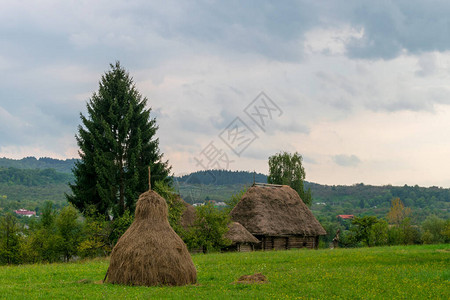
230 184 326 250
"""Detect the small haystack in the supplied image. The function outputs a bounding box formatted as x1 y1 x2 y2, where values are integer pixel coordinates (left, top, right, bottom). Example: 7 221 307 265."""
230 185 326 250
107 190 197 286
224 222 260 252
176 196 196 229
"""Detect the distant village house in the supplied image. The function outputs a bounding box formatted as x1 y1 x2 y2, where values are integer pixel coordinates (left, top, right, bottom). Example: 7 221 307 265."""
14 209 36 217
337 215 354 220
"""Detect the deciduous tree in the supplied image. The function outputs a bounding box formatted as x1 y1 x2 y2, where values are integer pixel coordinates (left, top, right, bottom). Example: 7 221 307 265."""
185 202 230 253
268 151 312 206
387 198 411 225
0 213 22 264
56 205 83 262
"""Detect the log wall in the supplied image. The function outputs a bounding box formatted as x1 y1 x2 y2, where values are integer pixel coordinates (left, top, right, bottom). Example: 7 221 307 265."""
255 235 319 250
238 243 253 252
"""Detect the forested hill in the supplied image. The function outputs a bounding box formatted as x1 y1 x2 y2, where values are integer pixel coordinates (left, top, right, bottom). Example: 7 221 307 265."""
0 167 74 186
306 182 449 223
0 161 448 223
306 182 450 208
0 157 77 174
175 170 449 223
0 167 73 215
174 170 268 185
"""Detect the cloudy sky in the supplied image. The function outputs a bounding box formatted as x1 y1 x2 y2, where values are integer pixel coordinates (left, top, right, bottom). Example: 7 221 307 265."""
1 0 450 187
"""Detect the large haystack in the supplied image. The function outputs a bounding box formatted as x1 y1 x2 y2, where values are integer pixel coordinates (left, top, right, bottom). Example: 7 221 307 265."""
107 190 197 286
230 185 326 250
224 222 260 252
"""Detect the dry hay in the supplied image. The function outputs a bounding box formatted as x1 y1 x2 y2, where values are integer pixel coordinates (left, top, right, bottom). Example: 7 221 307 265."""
230 185 326 236
107 190 197 286
175 196 196 229
77 278 92 284
225 222 260 245
234 273 267 284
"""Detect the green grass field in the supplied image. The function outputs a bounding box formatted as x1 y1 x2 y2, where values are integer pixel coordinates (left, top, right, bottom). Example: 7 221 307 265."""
1 245 448 299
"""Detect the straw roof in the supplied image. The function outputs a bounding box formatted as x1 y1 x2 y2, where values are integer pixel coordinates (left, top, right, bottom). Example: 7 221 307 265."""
225 222 260 245
230 185 326 236
107 190 197 286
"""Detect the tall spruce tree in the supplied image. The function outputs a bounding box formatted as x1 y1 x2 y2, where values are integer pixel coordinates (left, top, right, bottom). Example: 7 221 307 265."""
67 62 171 218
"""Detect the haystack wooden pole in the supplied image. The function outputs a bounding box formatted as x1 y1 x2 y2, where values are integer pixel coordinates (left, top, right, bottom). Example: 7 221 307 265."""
103 267 109 283
148 166 151 191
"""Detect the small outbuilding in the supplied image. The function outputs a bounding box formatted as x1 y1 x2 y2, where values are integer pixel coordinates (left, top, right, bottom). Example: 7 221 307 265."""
223 222 260 252
230 184 326 250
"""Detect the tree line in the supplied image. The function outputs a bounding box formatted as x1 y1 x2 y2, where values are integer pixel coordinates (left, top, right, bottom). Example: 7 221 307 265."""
0 167 74 186
175 170 268 186
0 157 77 174
0 181 232 264
319 198 449 248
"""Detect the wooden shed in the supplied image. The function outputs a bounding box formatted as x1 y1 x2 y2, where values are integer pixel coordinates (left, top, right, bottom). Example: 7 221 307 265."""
223 222 260 252
230 184 326 250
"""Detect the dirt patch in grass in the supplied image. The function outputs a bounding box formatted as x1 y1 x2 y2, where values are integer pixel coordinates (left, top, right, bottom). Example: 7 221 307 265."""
436 249 450 253
234 273 267 284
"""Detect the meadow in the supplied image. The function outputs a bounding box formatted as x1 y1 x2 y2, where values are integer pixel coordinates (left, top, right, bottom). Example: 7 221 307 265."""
0 244 448 299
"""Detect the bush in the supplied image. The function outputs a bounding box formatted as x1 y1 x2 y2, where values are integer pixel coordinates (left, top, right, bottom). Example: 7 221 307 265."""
185 202 230 253
421 215 448 244
55 205 83 262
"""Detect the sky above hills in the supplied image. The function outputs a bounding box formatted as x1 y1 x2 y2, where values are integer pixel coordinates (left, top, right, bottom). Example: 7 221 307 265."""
1 1 450 187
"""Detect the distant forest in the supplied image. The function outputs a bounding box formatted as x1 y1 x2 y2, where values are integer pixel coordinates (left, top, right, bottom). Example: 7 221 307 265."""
174 170 449 224
0 157 77 174
174 170 268 185
0 167 74 186
0 158 448 224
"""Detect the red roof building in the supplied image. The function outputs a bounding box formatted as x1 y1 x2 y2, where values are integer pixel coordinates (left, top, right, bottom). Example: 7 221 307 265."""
337 214 354 220
14 209 36 217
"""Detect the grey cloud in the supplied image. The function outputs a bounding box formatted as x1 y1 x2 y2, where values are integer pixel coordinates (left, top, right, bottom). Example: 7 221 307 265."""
332 154 361 167
345 1 450 59
3 1 450 69
151 0 317 61
2 0 450 165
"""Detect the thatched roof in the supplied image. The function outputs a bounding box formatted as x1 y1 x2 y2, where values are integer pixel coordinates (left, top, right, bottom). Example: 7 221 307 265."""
225 222 260 245
175 196 196 229
107 190 197 286
230 185 326 236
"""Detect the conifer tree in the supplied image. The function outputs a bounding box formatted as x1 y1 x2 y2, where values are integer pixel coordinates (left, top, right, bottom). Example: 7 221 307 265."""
68 62 171 218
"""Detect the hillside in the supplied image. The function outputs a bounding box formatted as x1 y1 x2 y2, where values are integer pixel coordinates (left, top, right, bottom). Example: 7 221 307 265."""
0 167 73 214
307 182 450 224
0 158 448 224
0 157 77 174
175 169 268 185
174 170 449 224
